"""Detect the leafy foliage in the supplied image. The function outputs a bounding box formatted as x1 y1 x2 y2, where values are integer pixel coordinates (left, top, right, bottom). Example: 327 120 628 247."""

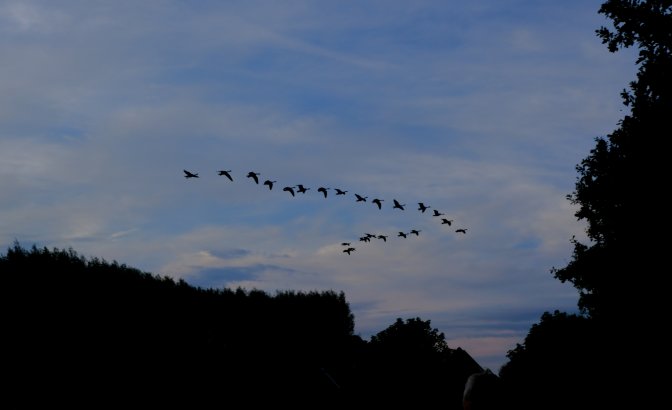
370 317 451 356
0 243 358 408
552 0 671 319
502 3 669 408
499 311 608 410
354 317 482 408
1 243 481 409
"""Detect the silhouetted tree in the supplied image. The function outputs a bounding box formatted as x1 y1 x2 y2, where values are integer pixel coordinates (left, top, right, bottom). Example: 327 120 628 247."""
0 242 358 409
502 3 669 409
552 0 670 321
356 317 476 409
499 311 607 410
370 317 450 355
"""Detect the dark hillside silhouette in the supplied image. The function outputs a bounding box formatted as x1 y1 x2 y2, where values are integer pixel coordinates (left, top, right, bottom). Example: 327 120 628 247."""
1 243 482 409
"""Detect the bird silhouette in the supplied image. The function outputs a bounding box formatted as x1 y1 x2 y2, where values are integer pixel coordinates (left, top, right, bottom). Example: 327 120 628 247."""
456 228 468 234
334 188 348 195
246 172 260 184
377 235 388 242
341 242 351 246
432 209 445 217
183 169 199 178
410 229 421 236
398 232 408 238
318 187 330 198
441 218 453 226
343 247 356 255
355 194 368 202
418 202 430 213
296 184 310 194
283 186 296 197
393 199 406 210
263 180 277 190
372 198 384 209
359 236 371 242
217 170 233 181
364 233 377 239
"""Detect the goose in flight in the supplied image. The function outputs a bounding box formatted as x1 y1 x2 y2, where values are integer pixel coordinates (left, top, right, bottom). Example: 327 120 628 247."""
246 172 260 184
393 199 406 210
318 187 330 198
441 218 453 226
432 209 445 217
334 188 348 195
218 170 233 181
296 184 310 194
398 232 408 238
372 198 384 209
283 186 296 197
341 242 351 246
355 194 368 202
410 229 421 236
183 169 199 178
456 228 468 234
343 247 356 255
364 233 377 239
359 236 371 242
263 180 277 190
418 202 430 213
377 235 388 242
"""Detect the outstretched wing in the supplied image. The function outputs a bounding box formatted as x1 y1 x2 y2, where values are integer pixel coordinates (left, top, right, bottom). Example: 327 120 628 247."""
218 170 233 181
283 186 295 196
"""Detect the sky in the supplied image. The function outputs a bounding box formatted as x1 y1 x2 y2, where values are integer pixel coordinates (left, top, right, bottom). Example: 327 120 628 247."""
0 0 637 372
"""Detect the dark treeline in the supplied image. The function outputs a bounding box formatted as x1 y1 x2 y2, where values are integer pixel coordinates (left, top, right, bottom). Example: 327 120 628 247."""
1 243 482 409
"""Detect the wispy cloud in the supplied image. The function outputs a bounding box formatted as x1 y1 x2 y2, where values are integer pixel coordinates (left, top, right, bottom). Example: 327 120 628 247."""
1 0 633 370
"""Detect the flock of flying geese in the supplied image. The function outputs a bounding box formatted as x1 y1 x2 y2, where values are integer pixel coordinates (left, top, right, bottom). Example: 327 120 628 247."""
184 169 467 255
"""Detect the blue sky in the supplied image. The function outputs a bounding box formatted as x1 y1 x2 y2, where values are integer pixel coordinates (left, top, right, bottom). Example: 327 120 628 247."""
0 0 636 372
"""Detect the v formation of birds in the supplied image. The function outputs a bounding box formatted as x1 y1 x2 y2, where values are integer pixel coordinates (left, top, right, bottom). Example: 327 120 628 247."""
184 169 468 255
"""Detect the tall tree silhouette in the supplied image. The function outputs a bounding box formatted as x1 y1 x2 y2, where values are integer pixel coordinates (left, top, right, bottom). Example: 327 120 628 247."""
501 3 669 409
552 0 670 321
